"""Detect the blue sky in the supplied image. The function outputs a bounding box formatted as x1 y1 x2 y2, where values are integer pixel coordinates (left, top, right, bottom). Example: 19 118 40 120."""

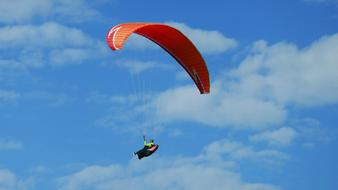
1 0 338 189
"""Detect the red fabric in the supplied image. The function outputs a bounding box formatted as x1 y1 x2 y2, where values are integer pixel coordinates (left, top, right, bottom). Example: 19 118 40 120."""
106 23 210 94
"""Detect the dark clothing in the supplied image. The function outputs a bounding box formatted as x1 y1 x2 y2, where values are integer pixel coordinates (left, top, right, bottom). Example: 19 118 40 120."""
135 144 159 160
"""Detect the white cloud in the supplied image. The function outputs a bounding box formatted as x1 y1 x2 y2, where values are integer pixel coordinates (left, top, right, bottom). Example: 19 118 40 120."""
230 33 338 107
58 164 279 190
293 118 338 146
0 22 93 50
89 90 164 135
94 103 164 136
95 81 286 131
87 91 152 107
0 0 101 23
0 0 50 23
0 169 34 190
57 140 282 190
0 60 33 81
29 165 50 174
48 48 90 66
0 90 20 103
51 0 102 23
0 90 76 107
152 82 286 129
0 22 107 74
23 91 76 107
0 139 23 150
201 139 288 164
0 169 18 189
175 70 190 81
250 127 298 147
166 22 238 54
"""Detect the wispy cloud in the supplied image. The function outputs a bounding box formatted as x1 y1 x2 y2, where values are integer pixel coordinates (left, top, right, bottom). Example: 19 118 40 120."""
201 139 289 165
0 90 20 104
58 164 279 190
87 91 151 106
91 91 164 136
0 0 102 24
57 140 282 190
0 22 94 49
48 48 91 66
88 91 158 135
292 118 338 147
0 22 107 76
175 70 190 81
250 127 298 147
0 0 50 23
1 90 76 107
23 91 76 107
0 139 23 150
29 165 50 174
0 169 35 190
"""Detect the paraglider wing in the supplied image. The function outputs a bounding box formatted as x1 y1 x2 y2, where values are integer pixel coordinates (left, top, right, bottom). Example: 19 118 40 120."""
106 23 210 94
